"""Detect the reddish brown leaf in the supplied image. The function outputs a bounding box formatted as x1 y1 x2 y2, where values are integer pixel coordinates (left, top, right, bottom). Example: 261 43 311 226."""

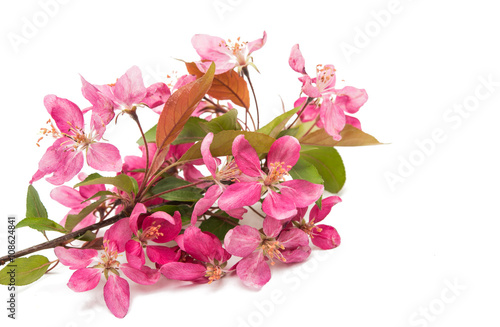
186 62 250 109
156 63 215 151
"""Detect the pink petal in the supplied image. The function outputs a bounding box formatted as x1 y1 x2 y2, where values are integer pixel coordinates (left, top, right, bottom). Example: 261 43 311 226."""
232 134 263 178
183 226 222 263
201 133 221 178
129 203 147 236
345 115 362 130
191 185 223 225
67 268 101 292
225 207 248 219
103 274 130 318
310 195 342 223
301 76 322 98
44 95 84 133
279 179 324 208
334 86 368 114
125 240 145 269
224 225 261 258
86 142 122 172
236 251 271 289
246 31 267 54
55 246 97 269
266 136 300 171
319 97 346 141
103 218 132 253
146 245 180 266
278 228 309 249
113 66 147 108
218 182 262 212
281 244 311 263
120 263 161 285
289 44 306 74
261 189 297 220
311 224 341 250
50 186 86 209
294 97 319 122
36 138 84 185
263 216 283 238
142 82 171 110
173 74 197 91
160 262 207 281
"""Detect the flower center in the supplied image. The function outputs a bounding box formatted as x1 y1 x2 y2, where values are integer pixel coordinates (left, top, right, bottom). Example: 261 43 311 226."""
261 239 286 265
140 222 164 242
217 159 241 182
100 240 120 269
316 64 336 91
205 264 224 284
36 119 61 147
265 162 291 186
300 219 322 238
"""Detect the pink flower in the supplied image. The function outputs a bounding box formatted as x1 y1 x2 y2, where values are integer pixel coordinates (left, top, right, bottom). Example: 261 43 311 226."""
191 32 267 74
218 135 324 220
160 226 231 284
81 66 171 126
289 44 368 138
50 173 107 231
124 203 182 269
292 196 342 250
224 222 310 288
191 133 245 224
54 238 132 318
30 95 122 185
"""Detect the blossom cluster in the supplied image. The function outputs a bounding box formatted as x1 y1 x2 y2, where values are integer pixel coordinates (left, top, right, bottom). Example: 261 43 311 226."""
0 31 378 318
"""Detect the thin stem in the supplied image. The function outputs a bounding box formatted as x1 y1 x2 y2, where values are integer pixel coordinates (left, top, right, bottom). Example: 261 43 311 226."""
303 117 320 137
247 205 265 218
242 67 260 130
0 211 128 266
287 96 314 130
45 260 60 273
141 180 209 203
204 212 239 227
130 110 150 199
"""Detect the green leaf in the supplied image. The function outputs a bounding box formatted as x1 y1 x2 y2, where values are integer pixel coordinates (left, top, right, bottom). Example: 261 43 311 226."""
289 157 324 185
171 117 208 145
300 147 346 193
179 130 276 162
300 124 382 147
137 124 158 145
65 197 107 231
199 212 239 241
257 107 300 138
26 185 48 219
16 217 67 233
74 173 135 194
75 230 96 242
82 190 118 203
150 176 203 202
201 109 240 134
0 255 51 286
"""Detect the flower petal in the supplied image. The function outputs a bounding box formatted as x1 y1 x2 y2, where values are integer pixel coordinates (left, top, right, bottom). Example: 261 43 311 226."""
218 182 262 212
67 268 101 292
236 251 271 289
246 31 267 54
224 225 261 258
319 97 346 141
104 218 132 253
44 95 84 133
261 189 297 220
191 185 223 225
201 133 221 178
310 195 342 223
103 274 130 318
125 240 145 269
266 136 300 171
289 44 306 74
86 142 122 172
113 66 147 108
232 134 263 177
334 86 368 114
55 247 97 270
279 180 324 209
120 263 161 285
311 224 341 250
160 262 207 281
146 245 180 266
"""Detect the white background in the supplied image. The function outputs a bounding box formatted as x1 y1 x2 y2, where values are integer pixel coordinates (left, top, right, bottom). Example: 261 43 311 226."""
1 0 499 326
